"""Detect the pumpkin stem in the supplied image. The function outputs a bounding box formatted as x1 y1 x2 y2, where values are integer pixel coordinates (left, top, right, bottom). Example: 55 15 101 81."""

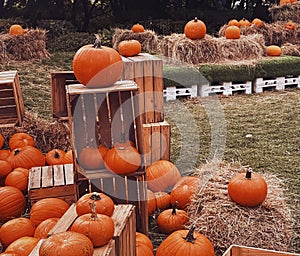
14 148 21 155
90 192 101 201
194 17 198 22
54 149 60 159
94 34 102 49
246 169 252 179
172 201 178 215
185 225 196 243
89 201 98 220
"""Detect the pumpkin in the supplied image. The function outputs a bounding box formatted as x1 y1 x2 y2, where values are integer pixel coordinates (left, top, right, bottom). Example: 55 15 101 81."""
156 226 215 256
0 186 26 222
225 25 240 39
285 21 296 30
136 232 153 251
8 132 34 150
118 40 142 57
0 133 4 149
78 145 108 170
266 45 282 56
147 189 157 215
0 160 12 178
45 149 66 165
157 201 189 234
146 160 182 192
62 149 73 164
184 17 206 40
39 231 94 256
9 25 24 36
136 243 154 256
30 197 70 226
252 18 264 28
170 176 199 209
0 150 10 160
0 252 21 256
280 0 291 5
5 236 39 256
34 217 59 239
131 23 145 33
70 202 114 247
228 19 240 27
73 34 123 88
76 191 115 217
239 18 251 27
104 140 141 175
6 146 45 169
154 191 171 210
5 168 29 192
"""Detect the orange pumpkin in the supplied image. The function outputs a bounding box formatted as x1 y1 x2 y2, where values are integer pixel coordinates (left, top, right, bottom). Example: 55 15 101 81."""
8 132 34 150
280 0 291 5
225 25 240 39
146 160 182 192
5 237 39 256
76 191 115 217
118 40 142 57
154 191 171 210
45 149 66 165
266 45 282 56
34 217 59 239
252 18 264 28
156 226 215 256
0 217 35 248
30 198 70 226
0 160 12 178
0 186 26 222
184 17 206 40
78 145 108 170
228 19 240 27
239 18 251 27
61 149 73 164
136 232 153 251
0 149 10 160
5 167 29 192
131 23 145 33
73 34 123 88
285 21 296 30
0 252 21 255
39 231 94 256
147 189 157 215
136 243 154 256
0 133 4 149
9 25 24 36
104 140 141 175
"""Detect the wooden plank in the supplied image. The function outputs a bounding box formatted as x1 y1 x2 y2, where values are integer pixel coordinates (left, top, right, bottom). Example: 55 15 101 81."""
140 123 151 167
41 166 54 187
29 185 76 200
53 164 65 186
160 120 171 161
121 57 135 80
29 167 42 189
143 58 155 123
64 163 75 185
28 238 45 256
94 240 116 256
150 123 161 163
13 72 24 125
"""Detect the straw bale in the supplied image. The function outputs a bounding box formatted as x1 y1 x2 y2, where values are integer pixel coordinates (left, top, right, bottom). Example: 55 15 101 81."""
112 28 160 54
281 42 300 56
187 161 296 256
0 28 50 63
269 2 300 23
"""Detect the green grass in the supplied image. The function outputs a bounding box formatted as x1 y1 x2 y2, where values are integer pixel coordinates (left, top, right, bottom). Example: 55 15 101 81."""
1 54 299 253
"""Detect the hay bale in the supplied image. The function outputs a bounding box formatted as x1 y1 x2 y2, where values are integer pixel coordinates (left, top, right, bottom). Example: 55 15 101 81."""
0 28 50 63
187 161 296 256
282 42 300 56
112 28 160 54
269 2 300 23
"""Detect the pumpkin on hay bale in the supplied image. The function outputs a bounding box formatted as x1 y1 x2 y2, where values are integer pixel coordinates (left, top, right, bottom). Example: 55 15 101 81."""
112 28 160 54
0 28 50 62
186 161 296 256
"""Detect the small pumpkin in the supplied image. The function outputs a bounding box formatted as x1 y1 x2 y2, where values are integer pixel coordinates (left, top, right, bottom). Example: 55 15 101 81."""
5 167 29 193
45 149 66 165
0 186 26 222
73 34 123 88
70 202 114 247
0 149 10 160
131 23 145 33
104 140 141 175
280 0 291 5
239 18 251 27
285 21 296 30
61 149 73 164
34 217 59 239
76 191 115 217
146 160 182 192
252 18 264 28
0 133 4 149
156 225 215 256
8 132 34 150
147 189 157 215
0 217 35 248
118 40 142 57
157 201 189 234
228 169 268 207
9 25 24 36
225 25 240 39
184 17 207 40
5 236 39 256
0 160 12 178
136 232 153 251
30 197 70 226
78 145 108 170
266 45 282 56
227 19 240 27
154 191 171 210
39 231 94 256
136 243 154 256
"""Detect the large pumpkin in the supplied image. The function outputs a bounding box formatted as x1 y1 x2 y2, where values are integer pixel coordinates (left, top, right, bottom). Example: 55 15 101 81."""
184 17 206 40
73 34 123 87
6 146 45 169
0 149 10 160
30 198 70 226
146 160 182 192
154 191 171 210
5 168 29 193
0 186 26 222
225 25 240 39
34 217 59 239
8 132 34 150
228 169 268 207
0 133 4 149
5 236 39 256
0 160 12 178
104 140 141 175
39 231 94 256
156 226 215 256
0 217 35 248
78 145 108 170
136 232 153 251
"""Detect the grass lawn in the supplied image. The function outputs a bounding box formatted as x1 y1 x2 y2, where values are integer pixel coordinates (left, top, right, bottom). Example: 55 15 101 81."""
1 53 299 253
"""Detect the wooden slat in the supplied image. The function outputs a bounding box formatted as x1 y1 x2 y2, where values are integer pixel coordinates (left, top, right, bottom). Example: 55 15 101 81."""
28 238 45 256
150 123 161 163
53 164 65 186
13 72 24 125
41 166 54 187
94 240 116 256
29 167 42 189
64 163 75 185
143 58 155 123
140 123 151 167
121 57 135 80
160 120 171 161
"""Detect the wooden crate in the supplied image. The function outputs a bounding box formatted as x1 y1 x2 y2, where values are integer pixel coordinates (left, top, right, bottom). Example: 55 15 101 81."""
48 203 136 256
223 245 300 256
139 120 170 166
28 163 78 206
0 70 24 127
